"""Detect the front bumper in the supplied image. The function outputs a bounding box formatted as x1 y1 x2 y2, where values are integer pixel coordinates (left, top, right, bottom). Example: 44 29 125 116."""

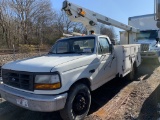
0 84 67 112
141 51 160 58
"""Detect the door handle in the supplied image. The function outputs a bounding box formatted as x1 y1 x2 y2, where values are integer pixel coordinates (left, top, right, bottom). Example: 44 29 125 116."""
89 69 95 73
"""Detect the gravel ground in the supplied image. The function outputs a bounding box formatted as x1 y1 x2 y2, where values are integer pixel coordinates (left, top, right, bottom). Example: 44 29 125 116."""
86 63 160 120
0 63 160 120
111 64 160 120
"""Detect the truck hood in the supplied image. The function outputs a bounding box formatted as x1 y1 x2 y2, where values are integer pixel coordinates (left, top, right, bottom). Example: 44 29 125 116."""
136 39 157 45
2 54 92 72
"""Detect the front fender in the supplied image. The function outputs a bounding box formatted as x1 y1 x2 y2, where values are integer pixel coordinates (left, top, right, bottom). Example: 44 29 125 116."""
61 65 94 92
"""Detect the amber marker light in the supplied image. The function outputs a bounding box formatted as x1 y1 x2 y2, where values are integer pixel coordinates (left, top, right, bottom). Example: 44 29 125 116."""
35 82 61 90
78 8 86 17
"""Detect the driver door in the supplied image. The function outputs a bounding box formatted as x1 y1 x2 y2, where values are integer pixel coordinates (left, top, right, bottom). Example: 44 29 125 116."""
96 37 116 86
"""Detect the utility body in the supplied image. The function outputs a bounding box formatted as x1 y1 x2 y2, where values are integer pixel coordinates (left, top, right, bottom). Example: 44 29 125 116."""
0 1 141 120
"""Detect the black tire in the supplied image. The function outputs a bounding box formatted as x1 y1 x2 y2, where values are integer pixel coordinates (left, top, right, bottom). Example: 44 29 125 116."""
126 63 137 81
60 83 91 120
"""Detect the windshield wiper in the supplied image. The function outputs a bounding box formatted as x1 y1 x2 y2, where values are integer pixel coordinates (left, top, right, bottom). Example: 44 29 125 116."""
56 52 77 54
77 52 93 54
57 52 84 55
49 51 91 55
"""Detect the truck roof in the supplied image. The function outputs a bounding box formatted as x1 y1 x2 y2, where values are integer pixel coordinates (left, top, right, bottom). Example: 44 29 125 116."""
129 14 154 20
128 14 158 30
58 34 109 41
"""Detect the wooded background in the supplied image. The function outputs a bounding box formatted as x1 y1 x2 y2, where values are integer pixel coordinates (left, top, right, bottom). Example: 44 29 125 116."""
0 0 116 50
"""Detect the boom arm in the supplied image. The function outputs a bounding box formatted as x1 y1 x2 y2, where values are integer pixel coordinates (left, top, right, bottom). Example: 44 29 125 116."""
62 1 139 34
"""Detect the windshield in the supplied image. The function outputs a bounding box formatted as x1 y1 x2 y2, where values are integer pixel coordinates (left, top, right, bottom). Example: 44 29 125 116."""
137 30 158 40
49 37 95 54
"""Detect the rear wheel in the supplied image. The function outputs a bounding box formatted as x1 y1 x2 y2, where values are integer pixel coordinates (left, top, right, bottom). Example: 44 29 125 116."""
60 83 91 120
126 63 137 81
154 58 160 65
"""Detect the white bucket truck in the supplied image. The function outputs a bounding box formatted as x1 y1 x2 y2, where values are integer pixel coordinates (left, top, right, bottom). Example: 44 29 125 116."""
0 1 141 120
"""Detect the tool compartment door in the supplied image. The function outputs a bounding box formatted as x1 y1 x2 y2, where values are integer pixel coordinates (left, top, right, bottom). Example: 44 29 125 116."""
115 44 141 77
123 47 132 75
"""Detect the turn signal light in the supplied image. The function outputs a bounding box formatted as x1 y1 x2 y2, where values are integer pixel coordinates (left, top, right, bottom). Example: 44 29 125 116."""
34 83 61 90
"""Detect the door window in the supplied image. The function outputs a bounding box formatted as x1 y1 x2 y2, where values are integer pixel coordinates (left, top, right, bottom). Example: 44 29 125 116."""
98 37 110 54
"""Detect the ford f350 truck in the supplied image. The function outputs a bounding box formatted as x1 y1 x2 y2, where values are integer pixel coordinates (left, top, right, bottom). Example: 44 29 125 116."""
0 1 141 120
0 35 141 120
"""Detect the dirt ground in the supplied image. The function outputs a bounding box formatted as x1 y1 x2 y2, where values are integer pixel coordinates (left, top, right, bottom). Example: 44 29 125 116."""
0 63 160 120
87 63 160 120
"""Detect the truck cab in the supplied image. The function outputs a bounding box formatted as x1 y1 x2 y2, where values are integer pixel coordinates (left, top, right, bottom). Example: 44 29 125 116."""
136 30 160 52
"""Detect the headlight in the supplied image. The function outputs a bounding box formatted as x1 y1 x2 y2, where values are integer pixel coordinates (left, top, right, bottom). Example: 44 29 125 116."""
34 74 61 90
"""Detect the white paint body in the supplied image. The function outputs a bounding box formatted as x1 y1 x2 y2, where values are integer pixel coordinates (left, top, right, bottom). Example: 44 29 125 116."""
2 35 141 95
0 35 141 112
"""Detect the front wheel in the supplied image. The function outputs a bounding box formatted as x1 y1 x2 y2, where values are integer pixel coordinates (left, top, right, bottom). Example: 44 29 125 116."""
60 83 91 120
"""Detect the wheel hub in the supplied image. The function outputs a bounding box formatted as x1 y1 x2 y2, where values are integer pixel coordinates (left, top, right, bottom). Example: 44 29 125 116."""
73 93 88 115
76 95 86 111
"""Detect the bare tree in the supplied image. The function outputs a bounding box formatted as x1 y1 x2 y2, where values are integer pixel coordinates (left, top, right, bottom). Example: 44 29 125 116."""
0 0 14 48
99 23 116 39
54 11 85 35
0 0 101 49
9 0 54 45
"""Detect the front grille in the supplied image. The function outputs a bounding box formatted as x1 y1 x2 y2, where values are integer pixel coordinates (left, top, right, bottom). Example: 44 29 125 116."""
2 69 34 91
141 44 149 51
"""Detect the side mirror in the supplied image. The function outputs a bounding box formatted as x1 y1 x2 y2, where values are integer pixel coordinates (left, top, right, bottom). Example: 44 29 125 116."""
156 38 160 43
109 44 114 54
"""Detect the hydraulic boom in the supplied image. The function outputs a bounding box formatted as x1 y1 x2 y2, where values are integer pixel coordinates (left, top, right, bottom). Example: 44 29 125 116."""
62 0 139 34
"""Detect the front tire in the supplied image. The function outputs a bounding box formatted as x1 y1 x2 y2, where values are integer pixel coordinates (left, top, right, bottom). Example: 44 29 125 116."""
60 83 91 120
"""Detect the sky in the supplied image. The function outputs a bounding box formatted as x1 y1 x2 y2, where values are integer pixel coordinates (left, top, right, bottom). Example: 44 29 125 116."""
51 0 154 38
